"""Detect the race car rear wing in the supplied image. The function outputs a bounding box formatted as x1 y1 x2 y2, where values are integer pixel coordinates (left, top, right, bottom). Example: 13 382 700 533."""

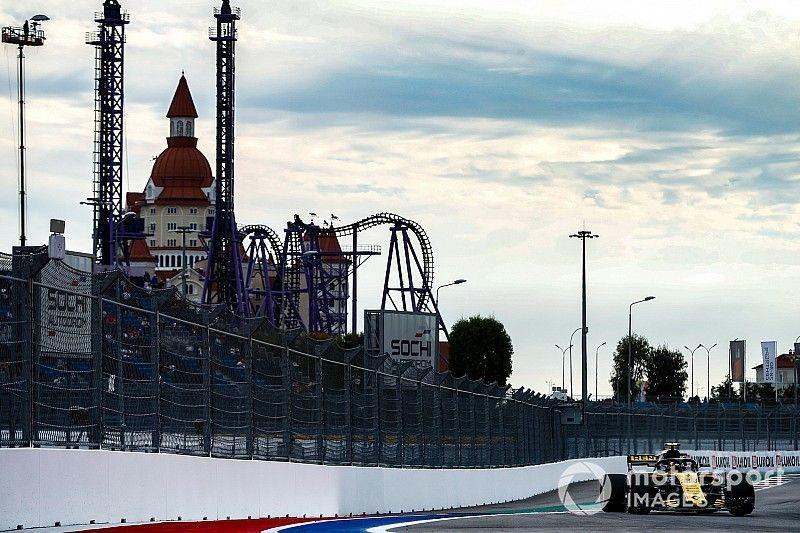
627 454 659 467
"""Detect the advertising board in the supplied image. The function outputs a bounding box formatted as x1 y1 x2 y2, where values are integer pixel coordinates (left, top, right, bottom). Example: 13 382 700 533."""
761 341 777 384
364 310 439 368
37 262 93 357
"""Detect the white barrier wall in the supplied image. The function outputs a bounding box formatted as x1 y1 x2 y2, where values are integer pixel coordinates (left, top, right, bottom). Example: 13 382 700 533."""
0 449 625 530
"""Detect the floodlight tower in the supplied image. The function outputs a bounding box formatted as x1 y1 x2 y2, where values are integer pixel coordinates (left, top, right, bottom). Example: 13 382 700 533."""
203 0 247 314
86 1 129 267
2 14 49 247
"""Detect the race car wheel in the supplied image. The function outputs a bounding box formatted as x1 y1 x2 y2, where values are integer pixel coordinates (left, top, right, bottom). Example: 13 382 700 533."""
725 475 755 516
627 475 652 515
601 474 627 513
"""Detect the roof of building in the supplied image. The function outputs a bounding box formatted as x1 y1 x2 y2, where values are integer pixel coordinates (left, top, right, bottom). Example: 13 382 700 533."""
303 230 352 264
155 184 210 205
753 354 796 370
151 137 213 189
126 192 145 212
129 239 157 263
166 74 198 118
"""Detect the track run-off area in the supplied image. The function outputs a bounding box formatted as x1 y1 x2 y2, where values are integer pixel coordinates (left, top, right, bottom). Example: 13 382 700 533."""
56 474 800 533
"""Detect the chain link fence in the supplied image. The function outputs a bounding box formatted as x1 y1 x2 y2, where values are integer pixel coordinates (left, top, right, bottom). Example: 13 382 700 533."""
1 251 798 467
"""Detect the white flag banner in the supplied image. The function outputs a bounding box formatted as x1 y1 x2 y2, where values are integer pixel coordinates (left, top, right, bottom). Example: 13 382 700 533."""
761 340 777 383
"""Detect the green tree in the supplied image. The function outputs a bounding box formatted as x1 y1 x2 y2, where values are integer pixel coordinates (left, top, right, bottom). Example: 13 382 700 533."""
711 376 739 402
336 332 363 349
449 315 513 385
644 345 688 401
610 334 650 401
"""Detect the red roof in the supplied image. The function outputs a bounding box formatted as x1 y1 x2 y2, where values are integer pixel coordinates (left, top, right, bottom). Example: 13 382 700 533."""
151 137 213 189
167 75 198 119
126 192 145 212
129 240 157 263
753 354 796 370
303 230 351 264
155 185 210 205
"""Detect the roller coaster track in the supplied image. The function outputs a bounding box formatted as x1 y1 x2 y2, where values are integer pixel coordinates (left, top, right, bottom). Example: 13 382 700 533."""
238 225 284 266
328 212 435 310
239 213 436 317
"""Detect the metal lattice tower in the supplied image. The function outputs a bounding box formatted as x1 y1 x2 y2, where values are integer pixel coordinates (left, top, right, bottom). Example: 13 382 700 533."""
86 1 129 267
203 0 246 314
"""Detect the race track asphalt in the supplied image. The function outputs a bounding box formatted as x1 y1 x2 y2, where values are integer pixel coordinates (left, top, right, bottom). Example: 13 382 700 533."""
391 476 800 532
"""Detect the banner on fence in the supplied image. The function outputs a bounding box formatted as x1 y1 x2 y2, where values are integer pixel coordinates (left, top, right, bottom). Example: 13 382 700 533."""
761 341 777 384
686 450 800 473
364 309 439 368
730 340 745 383
37 262 93 357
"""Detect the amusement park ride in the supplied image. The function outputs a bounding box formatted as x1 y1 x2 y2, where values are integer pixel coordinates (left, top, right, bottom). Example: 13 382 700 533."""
6 0 451 339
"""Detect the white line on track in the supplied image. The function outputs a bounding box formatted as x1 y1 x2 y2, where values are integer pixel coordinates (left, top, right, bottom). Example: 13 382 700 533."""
754 475 792 492
366 511 573 533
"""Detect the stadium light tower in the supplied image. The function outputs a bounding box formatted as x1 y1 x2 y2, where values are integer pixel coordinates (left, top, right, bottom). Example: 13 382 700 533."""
570 229 597 412
2 14 49 247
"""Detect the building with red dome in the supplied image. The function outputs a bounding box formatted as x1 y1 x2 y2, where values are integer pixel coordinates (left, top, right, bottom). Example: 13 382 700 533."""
126 75 215 299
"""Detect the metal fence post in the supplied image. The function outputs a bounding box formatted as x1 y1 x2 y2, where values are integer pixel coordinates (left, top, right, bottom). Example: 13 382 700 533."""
247 334 254 459
375 367 382 465
316 352 324 463
281 333 291 461
26 276 34 446
93 292 103 448
203 322 211 456
345 354 353 465
435 381 443 468
153 308 161 452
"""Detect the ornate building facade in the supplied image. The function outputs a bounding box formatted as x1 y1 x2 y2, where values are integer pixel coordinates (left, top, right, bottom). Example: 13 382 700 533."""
126 75 215 300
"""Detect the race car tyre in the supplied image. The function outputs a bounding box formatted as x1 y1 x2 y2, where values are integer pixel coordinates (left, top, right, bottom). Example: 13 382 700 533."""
725 475 755 516
627 475 652 515
601 474 627 513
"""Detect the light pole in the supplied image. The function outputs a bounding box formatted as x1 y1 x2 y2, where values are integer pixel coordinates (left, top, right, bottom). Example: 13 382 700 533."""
595 341 606 402
2 15 49 246
570 230 597 411
435 278 467 307
791 335 800 405
171 226 197 297
700 343 717 402
556 344 571 392
684 344 702 400
569 326 582 398
628 296 655 409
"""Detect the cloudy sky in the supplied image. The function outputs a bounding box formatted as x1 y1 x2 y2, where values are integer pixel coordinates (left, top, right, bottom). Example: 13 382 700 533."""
2 0 800 398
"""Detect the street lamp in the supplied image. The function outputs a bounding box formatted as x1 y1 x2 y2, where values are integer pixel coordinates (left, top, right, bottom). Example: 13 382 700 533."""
435 278 467 306
556 344 572 392
570 230 597 411
700 343 717 403
628 296 655 409
795 335 800 409
595 341 606 402
3 14 49 246
170 226 197 297
568 326 582 399
684 344 702 400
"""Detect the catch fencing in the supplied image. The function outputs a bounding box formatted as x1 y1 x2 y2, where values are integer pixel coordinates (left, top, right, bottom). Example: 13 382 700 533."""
0 249 798 467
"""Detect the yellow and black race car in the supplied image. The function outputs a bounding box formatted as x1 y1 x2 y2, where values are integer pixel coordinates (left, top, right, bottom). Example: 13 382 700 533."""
602 443 755 516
